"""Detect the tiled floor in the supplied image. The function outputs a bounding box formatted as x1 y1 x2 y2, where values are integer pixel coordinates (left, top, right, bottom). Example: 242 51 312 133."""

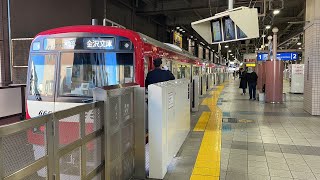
219 79 320 180
162 78 320 180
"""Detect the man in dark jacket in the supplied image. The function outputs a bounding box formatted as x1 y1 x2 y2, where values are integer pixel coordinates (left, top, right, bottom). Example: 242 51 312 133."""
145 58 175 87
246 67 258 100
239 68 247 95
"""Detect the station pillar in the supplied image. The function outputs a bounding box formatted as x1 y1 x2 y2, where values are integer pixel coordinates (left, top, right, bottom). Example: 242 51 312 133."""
0 0 11 86
304 0 320 115
265 27 284 103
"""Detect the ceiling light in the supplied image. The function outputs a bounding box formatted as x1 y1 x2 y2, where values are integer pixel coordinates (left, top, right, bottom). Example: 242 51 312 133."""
297 42 302 45
225 45 229 48
179 29 183 32
230 54 233 56
190 36 193 38
266 25 271 29
176 27 180 29
299 47 302 50
262 34 266 38
182 30 185 33
273 9 280 15
228 50 232 53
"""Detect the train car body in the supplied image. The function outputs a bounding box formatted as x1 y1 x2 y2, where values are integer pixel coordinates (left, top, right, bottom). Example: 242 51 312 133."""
26 25 214 178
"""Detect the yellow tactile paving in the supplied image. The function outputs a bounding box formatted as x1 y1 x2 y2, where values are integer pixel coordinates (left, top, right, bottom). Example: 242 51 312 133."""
193 112 211 131
190 85 225 180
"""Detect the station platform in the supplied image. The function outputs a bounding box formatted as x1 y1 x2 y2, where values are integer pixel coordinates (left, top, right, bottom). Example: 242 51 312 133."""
163 79 320 180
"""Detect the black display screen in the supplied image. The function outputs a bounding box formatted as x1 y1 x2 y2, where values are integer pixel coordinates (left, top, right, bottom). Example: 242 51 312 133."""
211 20 223 42
223 17 236 41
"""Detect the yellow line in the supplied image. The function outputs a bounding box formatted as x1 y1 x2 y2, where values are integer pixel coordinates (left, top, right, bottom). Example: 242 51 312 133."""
193 112 211 132
190 85 224 180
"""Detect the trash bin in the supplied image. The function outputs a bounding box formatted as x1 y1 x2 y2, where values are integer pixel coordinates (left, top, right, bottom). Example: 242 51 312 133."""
259 93 265 102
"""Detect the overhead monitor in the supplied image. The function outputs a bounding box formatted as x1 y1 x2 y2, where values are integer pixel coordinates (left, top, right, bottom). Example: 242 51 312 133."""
211 20 223 42
222 17 236 41
191 7 259 44
237 26 248 39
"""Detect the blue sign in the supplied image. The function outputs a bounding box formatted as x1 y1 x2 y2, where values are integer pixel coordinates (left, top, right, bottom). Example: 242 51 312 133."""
257 52 298 61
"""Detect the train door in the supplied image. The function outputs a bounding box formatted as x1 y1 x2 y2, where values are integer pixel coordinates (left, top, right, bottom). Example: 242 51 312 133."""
144 56 153 80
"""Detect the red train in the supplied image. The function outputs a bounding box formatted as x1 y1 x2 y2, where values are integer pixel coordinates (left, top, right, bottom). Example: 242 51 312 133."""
26 25 221 177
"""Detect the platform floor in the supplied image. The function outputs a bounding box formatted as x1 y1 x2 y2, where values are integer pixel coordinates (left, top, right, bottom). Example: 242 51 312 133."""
164 78 320 180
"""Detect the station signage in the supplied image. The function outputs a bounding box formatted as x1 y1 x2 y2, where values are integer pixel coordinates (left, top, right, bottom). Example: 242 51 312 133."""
257 52 298 61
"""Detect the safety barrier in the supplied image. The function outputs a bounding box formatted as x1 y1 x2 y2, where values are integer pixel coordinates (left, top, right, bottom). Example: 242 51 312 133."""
0 85 144 180
148 79 190 179
0 101 104 180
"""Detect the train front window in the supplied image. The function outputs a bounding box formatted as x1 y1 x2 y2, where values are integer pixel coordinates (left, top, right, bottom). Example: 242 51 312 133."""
29 54 56 97
59 52 134 97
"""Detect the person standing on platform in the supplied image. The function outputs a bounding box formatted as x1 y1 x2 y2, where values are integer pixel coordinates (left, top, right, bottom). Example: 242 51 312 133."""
246 67 258 100
145 58 175 88
239 68 247 95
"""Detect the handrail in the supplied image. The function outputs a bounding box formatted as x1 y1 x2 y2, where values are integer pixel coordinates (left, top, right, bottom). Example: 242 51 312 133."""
0 114 51 137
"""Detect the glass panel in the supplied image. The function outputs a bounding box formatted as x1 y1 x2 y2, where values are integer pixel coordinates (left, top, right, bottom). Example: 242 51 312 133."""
29 54 56 97
177 65 191 79
193 66 200 76
59 52 134 97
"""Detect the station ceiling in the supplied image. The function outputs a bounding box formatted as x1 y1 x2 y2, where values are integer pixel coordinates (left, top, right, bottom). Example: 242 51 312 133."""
134 0 305 60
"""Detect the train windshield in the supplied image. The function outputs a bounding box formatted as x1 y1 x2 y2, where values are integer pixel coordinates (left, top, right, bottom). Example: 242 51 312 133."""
59 52 134 97
29 54 56 97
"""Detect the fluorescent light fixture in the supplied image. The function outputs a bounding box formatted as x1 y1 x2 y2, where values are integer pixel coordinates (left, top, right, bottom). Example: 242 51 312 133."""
230 54 233 55
297 42 302 45
179 29 183 32
176 27 180 29
190 36 193 38
225 45 229 48
228 50 232 53
266 25 271 29
273 9 280 15
182 30 185 33
299 47 302 49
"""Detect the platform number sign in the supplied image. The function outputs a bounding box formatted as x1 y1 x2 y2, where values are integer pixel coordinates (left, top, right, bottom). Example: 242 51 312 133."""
257 52 299 61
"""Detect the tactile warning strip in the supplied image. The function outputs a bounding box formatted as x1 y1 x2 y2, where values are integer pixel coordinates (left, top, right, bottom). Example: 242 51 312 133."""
190 85 224 180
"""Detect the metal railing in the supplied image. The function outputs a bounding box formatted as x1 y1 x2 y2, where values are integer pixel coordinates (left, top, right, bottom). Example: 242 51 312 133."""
0 101 105 180
0 85 144 180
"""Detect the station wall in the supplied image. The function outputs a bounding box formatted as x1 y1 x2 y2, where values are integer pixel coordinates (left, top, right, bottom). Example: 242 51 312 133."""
10 0 92 38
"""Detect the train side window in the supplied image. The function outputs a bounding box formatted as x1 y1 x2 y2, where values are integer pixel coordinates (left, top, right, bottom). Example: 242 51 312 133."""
29 54 56 97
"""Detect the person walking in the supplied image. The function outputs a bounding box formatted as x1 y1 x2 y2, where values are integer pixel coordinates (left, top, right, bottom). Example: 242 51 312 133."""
145 58 175 87
239 68 247 95
246 67 258 100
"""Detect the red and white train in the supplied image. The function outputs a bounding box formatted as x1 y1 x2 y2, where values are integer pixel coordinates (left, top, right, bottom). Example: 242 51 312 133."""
26 25 224 177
